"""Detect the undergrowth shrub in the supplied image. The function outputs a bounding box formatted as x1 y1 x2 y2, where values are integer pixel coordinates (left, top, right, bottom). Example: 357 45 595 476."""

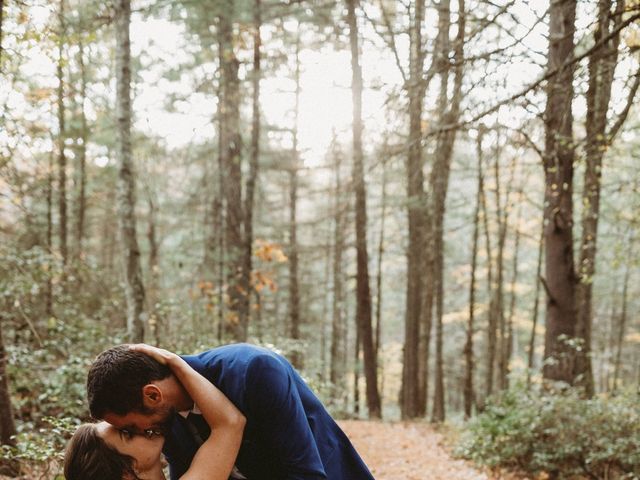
1 246 132 477
0 417 75 479
456 384 640 479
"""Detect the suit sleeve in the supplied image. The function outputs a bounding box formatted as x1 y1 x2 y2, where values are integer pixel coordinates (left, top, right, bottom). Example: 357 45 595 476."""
245 354 327 480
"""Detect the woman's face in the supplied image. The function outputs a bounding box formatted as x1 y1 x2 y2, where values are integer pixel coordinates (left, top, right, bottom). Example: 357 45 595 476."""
96 421 164 476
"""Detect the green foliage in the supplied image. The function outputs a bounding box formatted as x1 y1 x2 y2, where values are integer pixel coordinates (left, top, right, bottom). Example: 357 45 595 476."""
9 337 93 423
1 416 76 479
456 384 640 479
1 246 134 475
6 307 125 426
1 246 59 312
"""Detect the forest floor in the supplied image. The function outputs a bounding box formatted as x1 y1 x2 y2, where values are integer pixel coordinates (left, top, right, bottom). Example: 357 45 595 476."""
339 420 526 480
0 421 526 480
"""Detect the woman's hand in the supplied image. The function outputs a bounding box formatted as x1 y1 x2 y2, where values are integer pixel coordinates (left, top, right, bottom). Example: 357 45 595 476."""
129 343 177 365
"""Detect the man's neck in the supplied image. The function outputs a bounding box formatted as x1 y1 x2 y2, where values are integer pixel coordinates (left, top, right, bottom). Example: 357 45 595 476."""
157 375 193 411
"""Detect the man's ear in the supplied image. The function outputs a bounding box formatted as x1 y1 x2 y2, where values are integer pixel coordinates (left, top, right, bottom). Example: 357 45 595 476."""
141 384 163 408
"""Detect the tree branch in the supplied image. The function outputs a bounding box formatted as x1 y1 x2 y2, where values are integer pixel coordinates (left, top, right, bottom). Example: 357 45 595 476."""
424 10 640 139
540 275 554 304
363 0 407 84
607 64 640 142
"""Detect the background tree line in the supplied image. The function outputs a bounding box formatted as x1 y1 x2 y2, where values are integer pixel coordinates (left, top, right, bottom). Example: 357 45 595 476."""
0 0 639 474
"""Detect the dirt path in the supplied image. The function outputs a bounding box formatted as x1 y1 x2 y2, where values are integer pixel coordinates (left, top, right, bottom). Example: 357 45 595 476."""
339 420 495 480
0 421 508 480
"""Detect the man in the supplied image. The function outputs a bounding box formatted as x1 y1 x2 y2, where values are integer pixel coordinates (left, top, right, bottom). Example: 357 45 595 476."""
87 343 376 480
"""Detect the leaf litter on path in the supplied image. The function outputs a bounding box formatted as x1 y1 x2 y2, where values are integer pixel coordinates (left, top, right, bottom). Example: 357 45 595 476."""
339 420 523 480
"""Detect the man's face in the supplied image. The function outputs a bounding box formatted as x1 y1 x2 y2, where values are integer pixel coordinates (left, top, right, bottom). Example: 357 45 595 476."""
103 404 174 437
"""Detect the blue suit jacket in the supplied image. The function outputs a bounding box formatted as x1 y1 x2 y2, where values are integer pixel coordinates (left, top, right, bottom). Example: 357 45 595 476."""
162 344 375 480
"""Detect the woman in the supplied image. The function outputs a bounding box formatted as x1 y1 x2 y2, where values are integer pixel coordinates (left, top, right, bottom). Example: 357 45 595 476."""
64 344 245 480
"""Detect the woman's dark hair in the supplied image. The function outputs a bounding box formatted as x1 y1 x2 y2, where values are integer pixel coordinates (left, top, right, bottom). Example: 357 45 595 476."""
87 345 171 418
64 424 140 480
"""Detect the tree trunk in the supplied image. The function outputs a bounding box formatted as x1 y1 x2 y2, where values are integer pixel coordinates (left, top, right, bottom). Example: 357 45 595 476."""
612 251 630 391
527 221 544 388
496 155 517 391
575 0 624 396
636 353 640 394
353 323 361 416
57 0 68 265
146 189 160 345
330 136 346 408
431 0 465 424
402 0 427 420
503 198 523 390
115 0 145 342
0 323 16 461
240 0 261 339
418 234 434 416
75 30 88 258
464 131 483 419
604 298 619 392
288 32 302 369
374 144 389 400
101 185 117 276
542 0 578 385
202 115 221 288
46 151 54 317
479 136 495 399
203 175 216 275
287 164 301 367
493 140 507 392
216 185 225 343
0 0 3 62
346 0 381 419
320 223 332 382
0 315 16 448
217 3 244 341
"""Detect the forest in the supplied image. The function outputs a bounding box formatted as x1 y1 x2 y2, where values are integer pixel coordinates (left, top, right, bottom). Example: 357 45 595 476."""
1 0 639 478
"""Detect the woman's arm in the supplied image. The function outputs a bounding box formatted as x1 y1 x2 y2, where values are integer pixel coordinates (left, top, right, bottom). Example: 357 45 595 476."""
130 344 245 480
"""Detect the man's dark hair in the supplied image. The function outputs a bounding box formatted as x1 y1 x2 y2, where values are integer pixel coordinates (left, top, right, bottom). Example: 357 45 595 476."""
87 345 171 418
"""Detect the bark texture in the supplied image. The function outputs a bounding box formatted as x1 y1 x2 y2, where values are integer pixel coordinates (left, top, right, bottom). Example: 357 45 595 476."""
115 0 145 342
218 3 245 341
46 153 54 317
480 144 494 398
402 0 427 420
288 32 302 369
57 0 68 265
431 0 465 423
374 147 389 399
503 199 523 390
346 0 381 419
575 0 625 396
0 319 16 447
612 254 630 391
0 0 3 60
495 155 517 391
240 0 261 340
146 189 160 345
527 225 544 388
542 0 578 384
330 137 347 408
75 31 88 258
492 148 506 392
464 131 483 419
